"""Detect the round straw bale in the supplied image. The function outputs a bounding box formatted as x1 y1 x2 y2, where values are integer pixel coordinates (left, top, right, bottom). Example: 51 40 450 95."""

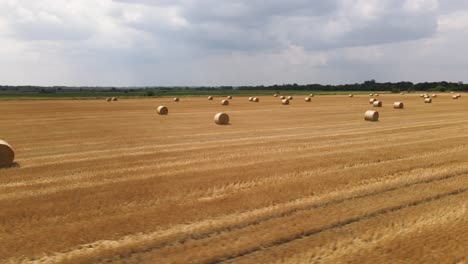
174 97 180 102
112 97 118 101
253 97 259 102
280 95 285 99
106 97 112 102
0 140 14 167
221 99 229 105
369 94 373 97
425 98 432 103
309 94 315 97
157 106 168 115
369 98 376 104
364 110 379 122
214 112 230 125
287 96 293 100
227 96 232 99
274 94 278 97
393 102 404 109
249 97 253 101
375 94 379 97
400 92 404 95
208 96 213 100
456 94 461 98
419 94 424 97
349 94 354 97
305 97 311 102
432 94 437 98
282 99 290 105
452 95 459 99
451 91 455 94
373 101 382 107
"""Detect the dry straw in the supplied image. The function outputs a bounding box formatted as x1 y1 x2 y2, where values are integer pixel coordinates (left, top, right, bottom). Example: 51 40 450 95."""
282 99 290 105
253 97 259 102
249 97 253 101
227 96 233 99
208 96 213 100
106 98 112 102
432 94 437 98
287 96 293 100
0 139 14 167
274 94 278 97
373 101 382 107
221 99 229 105
174 97 180 102
304 97 311 102
157 106 168 115
369 94 373 96
214 113 229 125
453 95 459 99
364 110 379 122
425 98 432 103
280 95 285 99
375 94 379 97
112 97 118 101
456 94 461 98
309 94 315 97
369 98 376 104
393 102 404 109
349 94 354 97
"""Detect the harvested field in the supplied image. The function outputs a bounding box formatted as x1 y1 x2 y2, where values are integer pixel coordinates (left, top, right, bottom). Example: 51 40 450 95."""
1 94 468 263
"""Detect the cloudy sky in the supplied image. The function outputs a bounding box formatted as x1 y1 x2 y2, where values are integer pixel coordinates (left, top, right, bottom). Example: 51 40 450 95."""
0 0 467 86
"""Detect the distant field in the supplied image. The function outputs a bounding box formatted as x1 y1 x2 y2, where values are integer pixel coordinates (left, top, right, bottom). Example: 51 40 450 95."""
0 90 384 100
1 93 467 263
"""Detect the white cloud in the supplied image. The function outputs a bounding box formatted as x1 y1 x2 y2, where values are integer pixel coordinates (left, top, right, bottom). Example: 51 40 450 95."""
0 0 467 86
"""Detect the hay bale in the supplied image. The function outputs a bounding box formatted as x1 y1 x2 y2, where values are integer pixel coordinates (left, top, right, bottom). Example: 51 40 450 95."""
309 94 315 97
112 97 118 101
419 94 424 97
451 91 455 94
208 96 213 100
400 92 404 95
393 102 404 109
453 95 459 99
227 96 232 99
287 96 293 100
282 99 290 105
304 97 311 102
214 112 230 125
369 94 373 97
157 106 168 115
373 101 382 107
364 110 379 122
349 94 354 97
106 98 112 102
174 97 180 102
0 140 14 167
253 97 259 102
274 94 278 97
425 98 432 103
221 99 229 105
249 97 253 102
375 94 379 97
280 96 285 99
369 98 376 104
432 94 437 98
456 94 461 98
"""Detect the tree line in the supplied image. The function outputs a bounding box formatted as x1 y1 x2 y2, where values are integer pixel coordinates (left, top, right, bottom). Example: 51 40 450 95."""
1 80 467 93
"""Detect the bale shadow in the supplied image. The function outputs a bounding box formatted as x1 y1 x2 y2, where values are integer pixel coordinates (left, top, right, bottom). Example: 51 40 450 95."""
0 162 20 170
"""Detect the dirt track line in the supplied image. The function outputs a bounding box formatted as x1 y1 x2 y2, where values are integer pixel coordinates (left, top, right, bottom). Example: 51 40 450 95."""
215 187 468 264
25 169 467 264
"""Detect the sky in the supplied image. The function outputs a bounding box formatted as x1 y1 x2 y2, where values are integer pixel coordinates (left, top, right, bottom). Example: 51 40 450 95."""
0 0 467 86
